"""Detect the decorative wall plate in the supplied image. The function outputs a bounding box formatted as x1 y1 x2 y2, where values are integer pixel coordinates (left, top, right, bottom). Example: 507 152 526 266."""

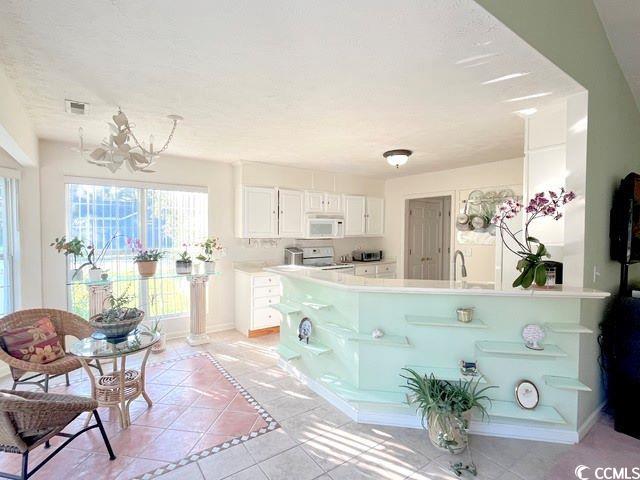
522 323 545 350
298 317 312 344
515 379 539 409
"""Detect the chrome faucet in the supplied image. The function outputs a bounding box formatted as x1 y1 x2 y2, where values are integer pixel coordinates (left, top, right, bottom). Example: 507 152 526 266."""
453 250 467 281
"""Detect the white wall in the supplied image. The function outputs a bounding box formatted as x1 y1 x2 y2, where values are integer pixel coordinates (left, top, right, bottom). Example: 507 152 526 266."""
38 142 384 336
383 158 524 281
0 66 38 167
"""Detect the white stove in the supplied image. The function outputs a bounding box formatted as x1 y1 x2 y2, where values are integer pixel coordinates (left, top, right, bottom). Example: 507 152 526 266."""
301 246 354 272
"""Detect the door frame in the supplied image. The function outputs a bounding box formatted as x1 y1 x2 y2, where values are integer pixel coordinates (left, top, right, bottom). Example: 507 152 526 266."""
401 191 455 280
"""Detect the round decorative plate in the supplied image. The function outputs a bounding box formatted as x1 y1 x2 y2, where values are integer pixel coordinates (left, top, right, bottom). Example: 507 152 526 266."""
298 317 312 343
515 379 539 409
467 190 484 205
522 323 545 350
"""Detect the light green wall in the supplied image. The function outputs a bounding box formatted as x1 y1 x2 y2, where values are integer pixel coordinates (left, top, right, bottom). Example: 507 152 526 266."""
475 0 640 425
474 0 640 290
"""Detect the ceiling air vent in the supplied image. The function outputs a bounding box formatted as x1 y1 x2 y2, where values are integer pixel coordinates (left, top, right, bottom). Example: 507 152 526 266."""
65 99 89 115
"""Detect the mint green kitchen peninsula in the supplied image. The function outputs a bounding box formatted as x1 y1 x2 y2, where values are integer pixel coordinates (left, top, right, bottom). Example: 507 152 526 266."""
266 267 610 444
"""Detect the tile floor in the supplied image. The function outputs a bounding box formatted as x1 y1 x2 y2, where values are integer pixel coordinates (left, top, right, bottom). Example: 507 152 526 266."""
1 330 639 480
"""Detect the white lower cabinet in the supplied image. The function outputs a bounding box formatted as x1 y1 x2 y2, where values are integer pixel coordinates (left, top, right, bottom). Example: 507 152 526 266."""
353 261 397 279
235 270 282 337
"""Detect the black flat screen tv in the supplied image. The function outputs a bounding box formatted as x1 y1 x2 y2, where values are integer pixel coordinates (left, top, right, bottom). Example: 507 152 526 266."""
610 173 640 265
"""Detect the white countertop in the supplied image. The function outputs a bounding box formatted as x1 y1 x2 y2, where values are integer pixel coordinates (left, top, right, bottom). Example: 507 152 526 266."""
234 261 283 275
264 266 610 299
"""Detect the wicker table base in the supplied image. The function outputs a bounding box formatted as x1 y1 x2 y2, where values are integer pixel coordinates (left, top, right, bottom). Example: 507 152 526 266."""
79 348 153 428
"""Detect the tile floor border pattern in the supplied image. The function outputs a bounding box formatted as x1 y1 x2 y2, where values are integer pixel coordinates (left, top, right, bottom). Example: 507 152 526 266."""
86 350 279 480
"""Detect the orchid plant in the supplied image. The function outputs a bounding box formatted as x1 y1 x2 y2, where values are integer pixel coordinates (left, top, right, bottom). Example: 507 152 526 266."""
127 237 164 263
177 244 192 263
195 238 225 262
492 188 576 288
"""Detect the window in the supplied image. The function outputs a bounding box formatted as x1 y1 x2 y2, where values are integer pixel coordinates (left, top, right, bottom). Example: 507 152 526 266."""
66 181 207 319
0 176 19 316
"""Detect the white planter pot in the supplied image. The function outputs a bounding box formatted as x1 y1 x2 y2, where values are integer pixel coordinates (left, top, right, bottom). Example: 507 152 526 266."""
152 332 167 353
88 268 104 282
203 261 216 274
176 261 192 275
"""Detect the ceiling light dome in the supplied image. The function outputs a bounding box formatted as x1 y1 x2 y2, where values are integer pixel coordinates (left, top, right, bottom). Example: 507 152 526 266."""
383 149 412 168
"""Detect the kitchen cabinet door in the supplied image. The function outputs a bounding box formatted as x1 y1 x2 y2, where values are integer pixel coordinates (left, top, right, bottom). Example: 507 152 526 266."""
324 193 342 213
365 197 384 236
279 189 305 238
344 195 366 236
242 186 278 238
305 191 325 212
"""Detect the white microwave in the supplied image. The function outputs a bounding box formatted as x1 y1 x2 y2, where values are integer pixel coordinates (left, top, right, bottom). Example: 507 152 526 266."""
305 215 345 239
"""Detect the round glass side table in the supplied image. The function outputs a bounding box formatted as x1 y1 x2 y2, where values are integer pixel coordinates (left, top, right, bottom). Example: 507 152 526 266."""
71 328 159 428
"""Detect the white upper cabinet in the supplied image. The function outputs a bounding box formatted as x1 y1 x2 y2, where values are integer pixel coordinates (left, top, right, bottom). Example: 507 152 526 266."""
239 186 278 238
365 196 384 236
324 193 342 213
305 191 343 214
344 195 366 236
305 191 325 212
278 189 305 238
344 195 384 236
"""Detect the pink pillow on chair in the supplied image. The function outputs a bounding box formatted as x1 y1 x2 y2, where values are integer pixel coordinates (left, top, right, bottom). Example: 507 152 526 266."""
2 317 65 364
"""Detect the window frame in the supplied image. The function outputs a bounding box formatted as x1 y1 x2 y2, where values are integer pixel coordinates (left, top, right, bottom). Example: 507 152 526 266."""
64 176 208 320
0 167 21 315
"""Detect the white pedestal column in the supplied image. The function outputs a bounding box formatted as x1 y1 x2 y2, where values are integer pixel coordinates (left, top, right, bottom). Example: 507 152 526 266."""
186 274 210 346
87 282 112 318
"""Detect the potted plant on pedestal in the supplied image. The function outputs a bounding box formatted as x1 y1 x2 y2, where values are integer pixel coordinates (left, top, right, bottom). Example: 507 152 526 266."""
491 188 576 288
128 238 164 277
401 369 494 457
196 237 225 274
176 246 193 274
89 288 144 343
50 236 86 281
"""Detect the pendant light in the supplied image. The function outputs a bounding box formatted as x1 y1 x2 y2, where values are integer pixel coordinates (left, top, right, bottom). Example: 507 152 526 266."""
383 149 412 168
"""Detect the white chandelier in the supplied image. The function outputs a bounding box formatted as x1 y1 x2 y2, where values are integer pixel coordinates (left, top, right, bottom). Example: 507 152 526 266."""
79 108 183 173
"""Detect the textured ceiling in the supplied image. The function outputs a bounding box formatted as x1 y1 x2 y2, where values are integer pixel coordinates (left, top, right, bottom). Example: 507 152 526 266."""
0 0 581 178
594 0 640 110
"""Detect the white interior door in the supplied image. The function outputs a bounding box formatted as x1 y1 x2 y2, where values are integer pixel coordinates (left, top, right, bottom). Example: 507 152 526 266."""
407 199 443 279
279 189 304 237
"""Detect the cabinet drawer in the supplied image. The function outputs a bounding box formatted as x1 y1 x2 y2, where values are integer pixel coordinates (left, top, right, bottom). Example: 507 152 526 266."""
376 273 396 279
354 265 375 276
253 275 281 287
253 295 281 308
253 307 281 329
253 285 282 298
376 263 396 274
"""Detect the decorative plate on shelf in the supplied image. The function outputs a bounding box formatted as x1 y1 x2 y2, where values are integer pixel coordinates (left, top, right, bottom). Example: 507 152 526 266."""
515 379 540 409
298 317 312 344
522 323 545 350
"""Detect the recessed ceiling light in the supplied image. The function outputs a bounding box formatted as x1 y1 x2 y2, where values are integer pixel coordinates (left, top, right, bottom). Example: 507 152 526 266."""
505 92 552 102
383 149 412 168
513 108 538 117
482 72 530 85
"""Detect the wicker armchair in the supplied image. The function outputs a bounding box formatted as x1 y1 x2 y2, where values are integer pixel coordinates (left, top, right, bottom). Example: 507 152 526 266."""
0 389 115 479
0 309 102 391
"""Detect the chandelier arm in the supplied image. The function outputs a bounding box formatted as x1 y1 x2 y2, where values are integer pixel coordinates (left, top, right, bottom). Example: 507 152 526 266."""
127 120 178 155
